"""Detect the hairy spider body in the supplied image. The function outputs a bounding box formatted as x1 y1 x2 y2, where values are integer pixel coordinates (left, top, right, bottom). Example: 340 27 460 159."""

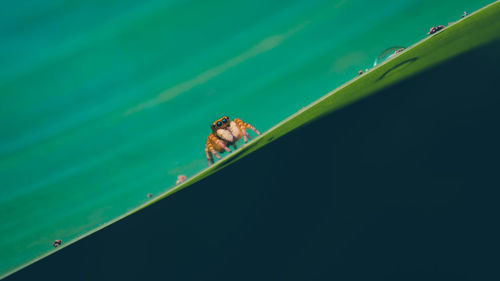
205 116 260 166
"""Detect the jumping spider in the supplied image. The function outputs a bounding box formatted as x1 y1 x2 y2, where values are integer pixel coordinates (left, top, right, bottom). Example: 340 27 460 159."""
205 116 260 166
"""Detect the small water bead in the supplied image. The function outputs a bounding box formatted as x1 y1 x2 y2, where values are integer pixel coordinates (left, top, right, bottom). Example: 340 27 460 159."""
373 46 406 66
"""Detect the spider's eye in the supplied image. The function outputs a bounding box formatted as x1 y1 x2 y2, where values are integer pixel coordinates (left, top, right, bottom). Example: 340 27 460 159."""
217 121 222 127
222 118 227 123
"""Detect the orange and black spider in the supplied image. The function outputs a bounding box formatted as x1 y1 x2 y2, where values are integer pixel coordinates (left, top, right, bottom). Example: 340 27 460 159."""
204 116 260 166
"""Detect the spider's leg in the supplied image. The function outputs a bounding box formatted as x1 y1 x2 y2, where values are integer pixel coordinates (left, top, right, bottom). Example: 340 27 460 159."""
205 147 214 166
241 130 248 143
234 118 249 142
218 140 231 153
244 122 261 135
234 118 261 143
233 143 237 149
206 136 221 166
205 139 216 166
210 146 221 160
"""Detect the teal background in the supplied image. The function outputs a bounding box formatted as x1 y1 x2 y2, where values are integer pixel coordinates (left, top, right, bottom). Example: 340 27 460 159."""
0 0 493 276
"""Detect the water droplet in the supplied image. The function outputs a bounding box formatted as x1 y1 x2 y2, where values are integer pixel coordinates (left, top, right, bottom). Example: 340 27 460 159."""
374 46 406 66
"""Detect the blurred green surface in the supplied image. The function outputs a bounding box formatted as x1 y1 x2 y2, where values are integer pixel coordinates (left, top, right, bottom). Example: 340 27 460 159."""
0 0 494 276
5 2 500 279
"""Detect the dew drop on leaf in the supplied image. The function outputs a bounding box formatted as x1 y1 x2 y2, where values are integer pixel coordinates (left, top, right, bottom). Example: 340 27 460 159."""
374 46 406 66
